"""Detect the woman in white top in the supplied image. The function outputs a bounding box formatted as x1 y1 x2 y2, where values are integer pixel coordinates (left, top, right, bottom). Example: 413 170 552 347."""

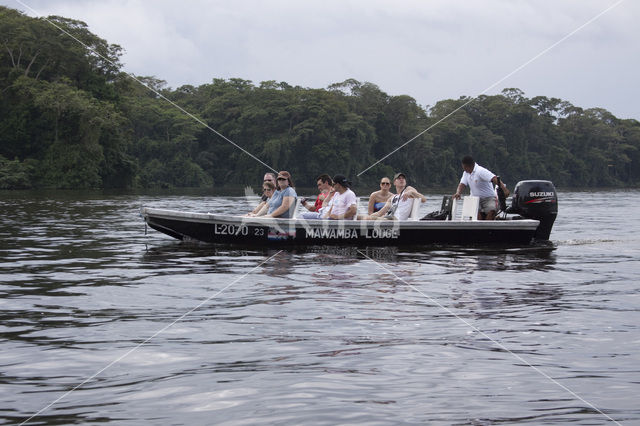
359 172 425 220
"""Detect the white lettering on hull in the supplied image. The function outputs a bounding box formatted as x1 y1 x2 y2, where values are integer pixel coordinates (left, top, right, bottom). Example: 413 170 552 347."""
214 223 249 236
364 228 399 239
305 227 398 239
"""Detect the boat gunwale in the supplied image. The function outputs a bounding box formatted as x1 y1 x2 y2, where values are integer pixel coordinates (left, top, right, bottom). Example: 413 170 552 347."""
141 207 541 230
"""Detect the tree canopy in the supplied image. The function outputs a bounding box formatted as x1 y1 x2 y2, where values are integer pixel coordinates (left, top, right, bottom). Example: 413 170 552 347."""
1 6 639 190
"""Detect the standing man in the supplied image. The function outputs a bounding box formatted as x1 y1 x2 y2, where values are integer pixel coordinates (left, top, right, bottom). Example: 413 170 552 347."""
453 156 510 220
325 175 357 220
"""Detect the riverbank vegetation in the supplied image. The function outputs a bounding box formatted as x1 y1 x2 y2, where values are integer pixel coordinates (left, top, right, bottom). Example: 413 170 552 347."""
1 6 639 190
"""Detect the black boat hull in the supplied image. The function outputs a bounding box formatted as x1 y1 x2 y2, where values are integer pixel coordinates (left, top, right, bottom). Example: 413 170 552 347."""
142 208 541 246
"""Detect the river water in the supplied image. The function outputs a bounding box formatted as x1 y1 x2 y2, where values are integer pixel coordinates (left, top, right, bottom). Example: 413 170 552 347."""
1 190 639 425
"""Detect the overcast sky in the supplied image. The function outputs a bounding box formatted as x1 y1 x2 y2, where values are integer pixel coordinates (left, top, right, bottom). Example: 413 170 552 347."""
4 0 639 119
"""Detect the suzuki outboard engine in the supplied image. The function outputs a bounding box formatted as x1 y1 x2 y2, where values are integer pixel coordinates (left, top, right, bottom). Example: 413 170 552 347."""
506 180 558 240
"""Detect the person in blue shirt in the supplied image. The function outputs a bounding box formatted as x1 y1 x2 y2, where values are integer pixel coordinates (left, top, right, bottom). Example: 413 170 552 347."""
266 171 298 218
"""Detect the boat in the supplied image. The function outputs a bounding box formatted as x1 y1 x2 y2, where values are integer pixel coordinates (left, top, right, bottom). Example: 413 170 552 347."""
141 180 558 246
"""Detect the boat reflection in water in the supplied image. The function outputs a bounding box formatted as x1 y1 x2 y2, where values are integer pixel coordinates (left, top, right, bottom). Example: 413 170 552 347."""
141 240 556 278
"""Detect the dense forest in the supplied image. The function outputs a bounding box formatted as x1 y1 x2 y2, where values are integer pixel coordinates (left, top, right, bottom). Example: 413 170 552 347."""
1 6 639 190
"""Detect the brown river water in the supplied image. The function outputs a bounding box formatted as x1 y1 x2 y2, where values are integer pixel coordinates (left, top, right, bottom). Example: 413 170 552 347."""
1 189 638 425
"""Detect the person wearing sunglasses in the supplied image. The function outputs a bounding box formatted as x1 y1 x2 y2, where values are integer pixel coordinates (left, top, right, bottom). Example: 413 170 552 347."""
359 172 425 220
265 171 298 218
247 180 276 216
367 176 394 214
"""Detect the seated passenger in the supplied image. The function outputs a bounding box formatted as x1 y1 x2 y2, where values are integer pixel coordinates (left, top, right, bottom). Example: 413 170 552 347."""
324 174 357 220
265 171 297 218
301 190 335 219
359 172 425 220
368 176 394 214
263 172 277 188
301 174 334 219
246 181 275 216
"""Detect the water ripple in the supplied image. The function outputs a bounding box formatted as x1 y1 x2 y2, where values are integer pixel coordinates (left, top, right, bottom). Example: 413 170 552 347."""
0 190 638 424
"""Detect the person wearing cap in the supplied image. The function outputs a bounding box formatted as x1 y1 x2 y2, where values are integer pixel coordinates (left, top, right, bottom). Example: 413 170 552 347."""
301 174 334 219
367 176 394 214
324 174 357 220
359 172 425 220
453 156 510 220
265 171 298 218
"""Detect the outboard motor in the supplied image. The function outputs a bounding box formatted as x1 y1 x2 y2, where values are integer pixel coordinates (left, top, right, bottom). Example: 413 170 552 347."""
506 180 558 240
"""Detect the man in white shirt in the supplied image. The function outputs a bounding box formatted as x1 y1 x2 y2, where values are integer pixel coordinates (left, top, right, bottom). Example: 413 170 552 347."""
325 174 357 220
453 156 510 220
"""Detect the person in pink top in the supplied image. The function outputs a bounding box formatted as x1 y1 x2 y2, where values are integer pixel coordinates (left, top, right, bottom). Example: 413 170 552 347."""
325 174 357 220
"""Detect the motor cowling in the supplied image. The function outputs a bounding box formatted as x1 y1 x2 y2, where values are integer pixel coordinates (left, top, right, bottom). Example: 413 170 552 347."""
506 180 558 240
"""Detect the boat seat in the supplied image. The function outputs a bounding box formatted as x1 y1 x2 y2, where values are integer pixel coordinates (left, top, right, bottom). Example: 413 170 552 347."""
461 196 479 221
290 197 302 219
450 198 460 221
454 196 478 221
407 197 425 220
440 195 453 220
356 196 365 216
450 196 479 221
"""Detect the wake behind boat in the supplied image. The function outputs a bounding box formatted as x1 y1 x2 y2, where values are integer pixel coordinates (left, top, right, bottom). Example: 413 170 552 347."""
141 180 558 246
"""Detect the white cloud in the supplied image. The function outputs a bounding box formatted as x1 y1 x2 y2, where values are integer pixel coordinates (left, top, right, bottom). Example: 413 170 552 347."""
4 0 640 118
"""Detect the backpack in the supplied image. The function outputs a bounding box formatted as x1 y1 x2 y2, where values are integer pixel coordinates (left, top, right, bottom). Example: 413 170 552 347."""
420 210 448 220
420 195 452 221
